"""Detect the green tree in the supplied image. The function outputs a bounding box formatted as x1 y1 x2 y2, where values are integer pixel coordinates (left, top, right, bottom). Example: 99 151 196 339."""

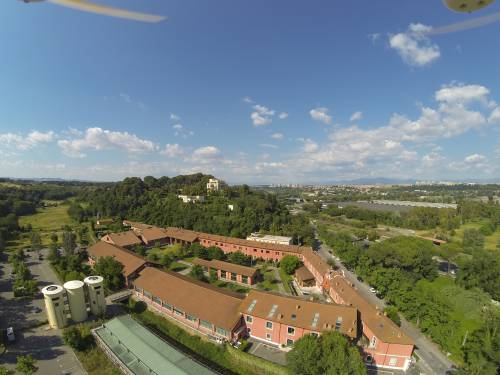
0 366 14 375
48 243 59 264
30 232 42 253
384 306 401 326
228 251 251 266
287 332 366 375
207 246 225 260
63 325 92 351
463 228 484 253
62 231 76 256
209 268 218 283
16 355 38 375
280 255 301 275
189 264 207 282
94 256 124 291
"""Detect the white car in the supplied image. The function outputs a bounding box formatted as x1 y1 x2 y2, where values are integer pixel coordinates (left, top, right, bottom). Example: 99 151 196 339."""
369 287 377 294
6 327 15 342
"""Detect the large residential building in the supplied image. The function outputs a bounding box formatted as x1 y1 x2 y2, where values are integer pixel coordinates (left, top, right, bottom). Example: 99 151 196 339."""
246 233 293 245
162 227 309 262
87 241 149 286
240 290 358 347
101 231 143 250
177 195 205 203
206 178 220 192
133 267 245 341
328 273 414 370
192 258 260 285
108 221 414 371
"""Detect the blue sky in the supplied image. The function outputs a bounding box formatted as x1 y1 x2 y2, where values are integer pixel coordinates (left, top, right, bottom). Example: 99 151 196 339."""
0 0 499 183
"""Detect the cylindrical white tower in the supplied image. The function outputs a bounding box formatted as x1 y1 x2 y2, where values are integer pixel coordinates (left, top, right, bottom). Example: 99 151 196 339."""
63 280 88 323
42 285 67 329
84 276 106 316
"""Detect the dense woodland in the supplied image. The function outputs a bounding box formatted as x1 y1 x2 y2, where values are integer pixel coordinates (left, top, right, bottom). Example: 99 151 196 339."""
319 228 500 374
0 181 80 250
77 174 315 245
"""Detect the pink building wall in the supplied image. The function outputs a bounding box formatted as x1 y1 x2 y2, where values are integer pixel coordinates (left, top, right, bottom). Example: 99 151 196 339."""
133 289 242 341
243 314 317 347
199 237 296 262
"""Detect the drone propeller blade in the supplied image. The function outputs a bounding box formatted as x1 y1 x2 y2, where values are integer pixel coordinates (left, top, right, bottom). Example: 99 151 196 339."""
47 0 166 23
427 12 500 35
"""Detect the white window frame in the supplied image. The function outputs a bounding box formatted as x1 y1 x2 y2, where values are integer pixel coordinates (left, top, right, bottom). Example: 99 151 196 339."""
245 315 253 324
266 321 273 330
287 326 295 336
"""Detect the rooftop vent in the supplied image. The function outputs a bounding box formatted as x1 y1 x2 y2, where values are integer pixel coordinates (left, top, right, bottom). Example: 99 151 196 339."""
291 314 296 320
296 305 301 310
268 304 278 318
247 299 258 313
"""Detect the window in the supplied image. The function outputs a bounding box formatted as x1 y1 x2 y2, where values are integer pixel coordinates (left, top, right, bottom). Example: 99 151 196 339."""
152 296 161 305
221 271 227 279
231 272 237 281
286 338 294 346
186 314 197 322
245 315 253 323
389 357 397 366
162 301 172 311
287 327 295 335
173 308 184 316
200 320 212 330
216 327 228 337
266 333 272 340
242 276 249 284
266 321 273 330
266 250 270 254
369 336 377 349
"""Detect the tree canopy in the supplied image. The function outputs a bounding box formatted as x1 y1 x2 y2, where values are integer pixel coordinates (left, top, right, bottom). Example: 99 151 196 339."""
287 332 366 375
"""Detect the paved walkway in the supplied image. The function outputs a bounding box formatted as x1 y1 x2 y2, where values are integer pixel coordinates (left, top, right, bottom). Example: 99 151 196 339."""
272 267 286 294
311 223 454 375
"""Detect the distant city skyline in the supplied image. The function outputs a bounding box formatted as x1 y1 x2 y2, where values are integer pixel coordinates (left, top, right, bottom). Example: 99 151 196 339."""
1 1 499 184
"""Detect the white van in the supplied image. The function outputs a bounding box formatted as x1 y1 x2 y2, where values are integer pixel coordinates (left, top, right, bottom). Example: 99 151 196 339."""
6 327 15 342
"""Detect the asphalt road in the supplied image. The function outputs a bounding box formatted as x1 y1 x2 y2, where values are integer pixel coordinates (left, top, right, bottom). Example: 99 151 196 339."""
0 248 86 375
314 234 455 375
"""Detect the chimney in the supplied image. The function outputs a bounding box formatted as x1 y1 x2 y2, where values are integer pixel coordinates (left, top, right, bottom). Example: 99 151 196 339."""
296 305 301 310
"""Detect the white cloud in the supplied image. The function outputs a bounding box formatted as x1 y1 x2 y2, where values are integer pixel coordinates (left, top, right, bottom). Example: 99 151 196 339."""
242 96 254 104
389 23 440 66
464 153 486 163
160 143 184 157
57 127 156 158
0 130 55 150
172 123 194 138
350 111 363 122
271 133 284 140
368 33 381 44
251 104 275 126
488 107 500 124
279 112 289 120
170 113 181 121
298 138 319 153
310 107 332 124
259 144 278 149
435 84 490 104
422 152 446 168
192 146 221 159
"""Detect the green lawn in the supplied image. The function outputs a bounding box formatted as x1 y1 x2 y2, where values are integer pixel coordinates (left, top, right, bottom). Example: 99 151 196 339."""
19 202 73 232
169 261 189 273
450 219 499 250
256 269 280 292
212 280 250 294
278 268 293 294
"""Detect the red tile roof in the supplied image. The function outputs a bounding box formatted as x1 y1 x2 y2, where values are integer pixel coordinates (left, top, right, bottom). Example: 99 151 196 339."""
240 290 357 338
102 231 143 248
192 258 258 278
88 241 146 278
133 267 244 331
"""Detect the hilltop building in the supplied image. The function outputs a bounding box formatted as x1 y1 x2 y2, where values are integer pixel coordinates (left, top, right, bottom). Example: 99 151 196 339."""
206 178 220 192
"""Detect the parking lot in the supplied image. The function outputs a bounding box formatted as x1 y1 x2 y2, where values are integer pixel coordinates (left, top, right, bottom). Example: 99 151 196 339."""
0 248 86 374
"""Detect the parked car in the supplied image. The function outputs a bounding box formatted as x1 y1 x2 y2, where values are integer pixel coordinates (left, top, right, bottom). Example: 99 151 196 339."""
6 327 15 342
369 287 377 294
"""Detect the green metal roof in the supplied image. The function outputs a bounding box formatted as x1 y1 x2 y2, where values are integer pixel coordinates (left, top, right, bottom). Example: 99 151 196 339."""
94 315 218 375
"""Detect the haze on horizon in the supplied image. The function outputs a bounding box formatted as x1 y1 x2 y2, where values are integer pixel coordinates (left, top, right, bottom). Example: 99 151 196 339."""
0 0 499 184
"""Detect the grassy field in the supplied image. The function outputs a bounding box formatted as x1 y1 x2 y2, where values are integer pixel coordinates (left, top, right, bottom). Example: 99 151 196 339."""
278 268 293 294
169 261 189 273
212 279 250 294
5 202 78 251
19 202 72 232
449 219 500 250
